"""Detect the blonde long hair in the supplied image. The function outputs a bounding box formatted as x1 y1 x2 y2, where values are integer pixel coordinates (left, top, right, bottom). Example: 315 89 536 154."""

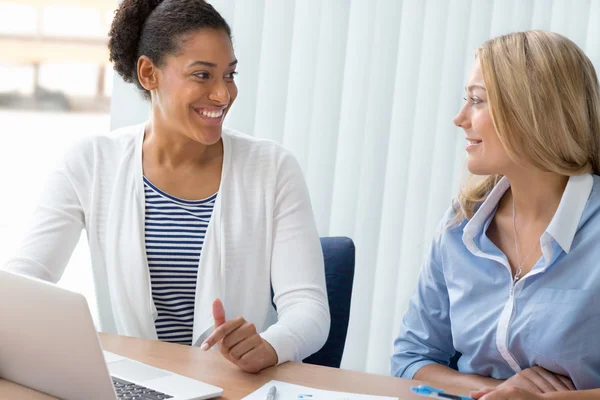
453 30 600 223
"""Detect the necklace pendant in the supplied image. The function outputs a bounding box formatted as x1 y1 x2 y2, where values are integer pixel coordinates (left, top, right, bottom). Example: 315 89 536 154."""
513 266 523 283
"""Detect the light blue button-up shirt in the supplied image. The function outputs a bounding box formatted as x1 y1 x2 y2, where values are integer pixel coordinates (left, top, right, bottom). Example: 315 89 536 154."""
391 174 600 390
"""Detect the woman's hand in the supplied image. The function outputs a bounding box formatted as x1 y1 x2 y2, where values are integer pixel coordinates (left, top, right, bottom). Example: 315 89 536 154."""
471 366 575 400
494 367 574 394
201 299 278 373
471 386 545 400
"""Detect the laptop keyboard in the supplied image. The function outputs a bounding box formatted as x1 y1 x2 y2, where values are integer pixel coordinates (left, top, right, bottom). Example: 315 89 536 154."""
112 376 173 400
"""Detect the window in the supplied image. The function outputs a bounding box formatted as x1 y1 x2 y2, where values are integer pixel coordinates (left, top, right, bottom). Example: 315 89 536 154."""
0 0 120 322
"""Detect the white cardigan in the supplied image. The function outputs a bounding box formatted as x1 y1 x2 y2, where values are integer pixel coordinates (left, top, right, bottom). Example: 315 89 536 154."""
6 123 330 364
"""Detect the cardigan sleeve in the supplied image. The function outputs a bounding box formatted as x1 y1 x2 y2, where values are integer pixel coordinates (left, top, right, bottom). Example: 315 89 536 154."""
259 150 331 364
3 143 87 283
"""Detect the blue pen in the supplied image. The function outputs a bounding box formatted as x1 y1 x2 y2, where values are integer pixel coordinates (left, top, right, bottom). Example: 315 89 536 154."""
411 385 474 400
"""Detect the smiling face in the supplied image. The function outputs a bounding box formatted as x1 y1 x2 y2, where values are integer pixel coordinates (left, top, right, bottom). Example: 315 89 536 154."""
454 59 514 176
148 28 238 146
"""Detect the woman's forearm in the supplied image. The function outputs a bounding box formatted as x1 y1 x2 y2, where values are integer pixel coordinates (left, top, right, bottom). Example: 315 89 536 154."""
414 364 503 391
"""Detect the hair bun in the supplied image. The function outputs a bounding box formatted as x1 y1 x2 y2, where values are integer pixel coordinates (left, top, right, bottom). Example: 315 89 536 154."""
108 0 164 83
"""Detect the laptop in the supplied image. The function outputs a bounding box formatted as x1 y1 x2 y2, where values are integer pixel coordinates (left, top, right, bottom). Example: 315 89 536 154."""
0 269 223 400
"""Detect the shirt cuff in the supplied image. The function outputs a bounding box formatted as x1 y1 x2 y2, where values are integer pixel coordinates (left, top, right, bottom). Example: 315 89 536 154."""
403 360 439 379
260 324 300 365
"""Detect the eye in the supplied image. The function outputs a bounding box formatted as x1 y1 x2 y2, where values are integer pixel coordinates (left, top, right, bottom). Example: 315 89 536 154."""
225 71 238 81
464 96 483 105
193 72 210 80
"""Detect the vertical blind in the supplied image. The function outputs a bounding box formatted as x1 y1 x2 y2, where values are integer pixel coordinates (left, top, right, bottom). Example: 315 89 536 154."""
110 0 600 374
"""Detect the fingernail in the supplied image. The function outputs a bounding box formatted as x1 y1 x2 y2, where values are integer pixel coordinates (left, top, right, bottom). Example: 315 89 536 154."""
200 342 209 351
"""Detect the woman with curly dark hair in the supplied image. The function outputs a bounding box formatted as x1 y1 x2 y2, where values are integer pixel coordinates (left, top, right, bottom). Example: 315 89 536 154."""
5 0 330 374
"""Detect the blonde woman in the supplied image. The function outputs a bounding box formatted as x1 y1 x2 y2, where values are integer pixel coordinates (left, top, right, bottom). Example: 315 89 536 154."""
391 31 600 399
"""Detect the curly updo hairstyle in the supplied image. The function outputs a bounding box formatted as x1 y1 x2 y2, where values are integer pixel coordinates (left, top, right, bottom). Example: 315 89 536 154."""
108 0 232 99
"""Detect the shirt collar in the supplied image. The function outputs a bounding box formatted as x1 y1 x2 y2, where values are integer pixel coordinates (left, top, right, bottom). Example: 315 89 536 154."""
462 174 593 254
546 174 593 253
462 177 510 246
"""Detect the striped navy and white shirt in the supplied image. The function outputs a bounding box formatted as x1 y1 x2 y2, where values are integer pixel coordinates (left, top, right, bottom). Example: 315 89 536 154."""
143 177 217 345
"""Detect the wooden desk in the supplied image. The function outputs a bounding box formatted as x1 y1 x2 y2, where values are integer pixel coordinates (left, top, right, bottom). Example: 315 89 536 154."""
0 334 470 399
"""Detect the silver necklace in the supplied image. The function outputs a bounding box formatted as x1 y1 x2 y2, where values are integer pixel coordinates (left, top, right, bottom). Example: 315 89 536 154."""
512 198 539 283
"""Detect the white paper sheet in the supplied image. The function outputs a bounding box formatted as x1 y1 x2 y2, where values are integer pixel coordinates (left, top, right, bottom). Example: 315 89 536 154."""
242 380 399 400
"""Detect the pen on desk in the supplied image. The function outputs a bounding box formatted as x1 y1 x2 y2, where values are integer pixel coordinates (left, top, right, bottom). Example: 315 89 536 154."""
412 385 474 400
266 385 277 400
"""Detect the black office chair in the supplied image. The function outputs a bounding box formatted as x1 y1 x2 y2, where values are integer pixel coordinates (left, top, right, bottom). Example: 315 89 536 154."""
303 237 355 368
